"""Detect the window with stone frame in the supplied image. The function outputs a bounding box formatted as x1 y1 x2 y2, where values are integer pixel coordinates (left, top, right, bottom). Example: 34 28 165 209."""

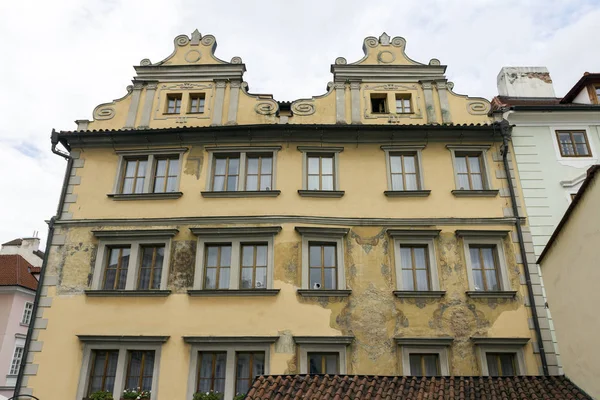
9 346 24 376
207 150 276 193
469 245 501 291
409 353 440 376
486 352 517 376
189 93 206 113
165 94 182 114
196 352 227 394
235 352 265 395
454 152 485 190
395 94 412 113
308 352 339 374
555 130 592 157
370 93 388 113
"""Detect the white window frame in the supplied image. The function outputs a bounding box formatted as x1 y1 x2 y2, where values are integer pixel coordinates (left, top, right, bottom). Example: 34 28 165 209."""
90 232 175 291
476 345 526 376
192 236 275 290
75 339 164 400
447 145 493 190
381 145 426 191
8 343 24 376
21 301 33 325
112 148 187 195
297 146 343 191
461 235 511 292
299 345 347 374
400 346 450 376
297 227 348 290
185 342 271 400
204 146 281 192
392 237 440 291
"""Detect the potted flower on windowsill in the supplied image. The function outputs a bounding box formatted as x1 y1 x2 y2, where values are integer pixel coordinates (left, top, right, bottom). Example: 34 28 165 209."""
233 393 247 400
193 390 222 400
122 388 151 400
88 391 114 400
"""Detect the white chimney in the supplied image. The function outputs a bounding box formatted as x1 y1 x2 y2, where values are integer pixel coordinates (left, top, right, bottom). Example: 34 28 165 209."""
497 67 556 97
0 237 43 267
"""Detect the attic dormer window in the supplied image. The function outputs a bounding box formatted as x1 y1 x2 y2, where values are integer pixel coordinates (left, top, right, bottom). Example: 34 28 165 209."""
370 94 388 114
165 94 182 114
395 94 412 114
594 86 600 104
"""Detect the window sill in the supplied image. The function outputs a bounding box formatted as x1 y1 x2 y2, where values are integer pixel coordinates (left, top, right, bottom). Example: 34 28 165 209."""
201 190 281 198
19 323 29 327
297 190 345 198
384 190 431 197
466 290 517 299
393 290 446 298
187 289 280 297
297 289 352 297
451 190 499 197
107 192 183 200
84 290 171 297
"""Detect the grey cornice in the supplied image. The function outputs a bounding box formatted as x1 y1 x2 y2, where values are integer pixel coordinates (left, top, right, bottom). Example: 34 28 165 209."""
107 192 183 201
77 335 169 344
387 229 441 238
393 291 446 299
15 333 27 339
183 336 279 344
201 190 281 198
91 229 179 238
394 337 454 346
331 64 447 82
187 289 280 297
455 230 510 238
446 144 492 150
297 289 352 297
134 64 246 82
470 337 530 345
115 147 188 155
384 190 431 197
298 190 345 198
466 290 517 299
297 146 344 153
451 190 499 197
190 226 282 237
293 336 354 345
55 216 522 228
380 145 426 150
560 173 587 188
295 227 349 236
205 146 282 152
84 290 171 297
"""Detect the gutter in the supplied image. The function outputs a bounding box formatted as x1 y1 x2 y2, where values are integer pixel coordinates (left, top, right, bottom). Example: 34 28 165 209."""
498 119 549 376
12 131 73 398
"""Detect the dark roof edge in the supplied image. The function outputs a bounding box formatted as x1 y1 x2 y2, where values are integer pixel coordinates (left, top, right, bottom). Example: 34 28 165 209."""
510 105 600 111
538 165 600 264
561 73 600 103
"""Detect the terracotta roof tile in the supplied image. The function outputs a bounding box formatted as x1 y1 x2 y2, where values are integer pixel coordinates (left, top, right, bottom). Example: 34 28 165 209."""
246 375 592 400
0 254 39 291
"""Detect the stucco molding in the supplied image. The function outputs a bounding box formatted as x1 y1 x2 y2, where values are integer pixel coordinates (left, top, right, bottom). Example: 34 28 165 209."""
293 336 354 345
297 190 345 198
77 335 169 344
297 289 352 297
206 145 282 152
394 337 454 346
466 290 517 299
393 291 445 298
84 290 172 297
190 226 282 237
451 190 499 197
115 147 189 155
91 229 179 238
387 229 441 238
470 337 530 345
107 192 183 200
295 227 349 237
183 336 279 344
455 230 510 238
187 289 280 297
560 172 588 188
296 146 344 153
201 190 281 198
384 190 431 197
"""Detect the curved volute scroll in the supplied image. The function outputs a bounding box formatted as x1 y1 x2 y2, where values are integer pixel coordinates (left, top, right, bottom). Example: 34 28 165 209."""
343 32 422 66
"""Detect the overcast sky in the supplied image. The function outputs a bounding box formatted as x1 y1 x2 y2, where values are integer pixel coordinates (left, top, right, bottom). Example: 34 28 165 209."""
0 0 599 246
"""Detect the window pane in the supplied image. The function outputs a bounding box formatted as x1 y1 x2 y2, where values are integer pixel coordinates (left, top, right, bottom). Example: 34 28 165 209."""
156 159 167 177
242 246 253 267
309 246 321 267
166 176 177 192
455 157 467 173
403 156 416 173
413 247 426 269
395 99 403 113
261 157 272 174
468 156 481 173
321 157 333 174
573 132 587 143
400 247 412 270
404 99 411 112
308 354 322 373
310 268 321 288
575 143 589 156
323 245 336 267
205 268 216 289
457 174 471 190
308 157 319 174
246 175 258 190
409 354 422 376
471 174 484 190
134 177 145 193
256 245 267 266
259 175 272 191
473 269 485 291
322 176 334 191
218 267 230 289
391 174 403 190
416 270 429 290
137 161 147 177
255 267 267 289
485 270 499 291
253 353 265 376
499 354 516 376
241 267 253 289
213 176 225 191
125 161 137 177
481 248 495 269
122 177 134 194
207 247 218 267
390 156 402 173
153 177 165 193
325 354 339 374
214 159 226 175
247 158 259 174
228 158 239 174
308 175 320 190
486 354 499 376
423 354 439 376
402 270 414 290
227 176 238 191
221 246 231 266
470 248 481 269
324 268 336 289
404 174 417 190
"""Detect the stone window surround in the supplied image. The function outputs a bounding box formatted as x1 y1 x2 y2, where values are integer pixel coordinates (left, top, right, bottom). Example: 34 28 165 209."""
297 146 344 197
549 125 597 165
388 230 442 293
6 337 25 383
294 336 353 374
89 229 177 293
395 337 453 376
75 335 168 400
446 145 496 195
190 227 281 293
381 145 427 195
183 337 276 400
203 146 281 195
110 148 187 199
296 227 349 294
471 337 528 376
457 230 513 295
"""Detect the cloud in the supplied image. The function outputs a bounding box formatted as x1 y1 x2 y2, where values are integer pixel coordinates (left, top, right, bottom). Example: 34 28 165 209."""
0 0 597 244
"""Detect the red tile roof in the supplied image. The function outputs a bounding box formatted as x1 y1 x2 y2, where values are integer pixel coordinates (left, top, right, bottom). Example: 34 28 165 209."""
247 375 591 400
0 254 40 291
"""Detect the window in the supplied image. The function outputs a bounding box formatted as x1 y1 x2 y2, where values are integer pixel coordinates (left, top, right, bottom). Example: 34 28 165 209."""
486 353 516 376
103 247 131 290
196 352 227 394
400 245 431 291
469 245 500 291
370 94 388 113
191 227 280 292
389 153 419 190
455 153 484 190
556 131 591 157
112 149 186 198
297 227 348 295
9 346 24 375
189 94 206 113
395 94 412 113
125 351 155 391
409 353 440 376
165 94 182 114
308 353 339 374
595 86 600 104
90 230 175 293
307 155 335 190
205 147 280 194
235 352 265 394
22 302 33 325
87 350 119 395
309 243 337 290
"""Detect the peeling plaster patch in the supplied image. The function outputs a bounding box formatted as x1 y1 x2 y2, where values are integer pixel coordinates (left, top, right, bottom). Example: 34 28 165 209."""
59 238 97 294
284 354 297 374
275 242 299 285
184 146 204 179
350 228 386 254
275 330 295 353
168 240 196 292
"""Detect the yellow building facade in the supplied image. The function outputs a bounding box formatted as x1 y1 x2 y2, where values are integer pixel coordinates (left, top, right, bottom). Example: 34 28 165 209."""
19 31 558 400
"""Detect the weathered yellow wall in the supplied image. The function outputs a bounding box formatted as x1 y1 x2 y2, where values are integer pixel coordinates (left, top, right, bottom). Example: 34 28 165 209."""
540 176 600 399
